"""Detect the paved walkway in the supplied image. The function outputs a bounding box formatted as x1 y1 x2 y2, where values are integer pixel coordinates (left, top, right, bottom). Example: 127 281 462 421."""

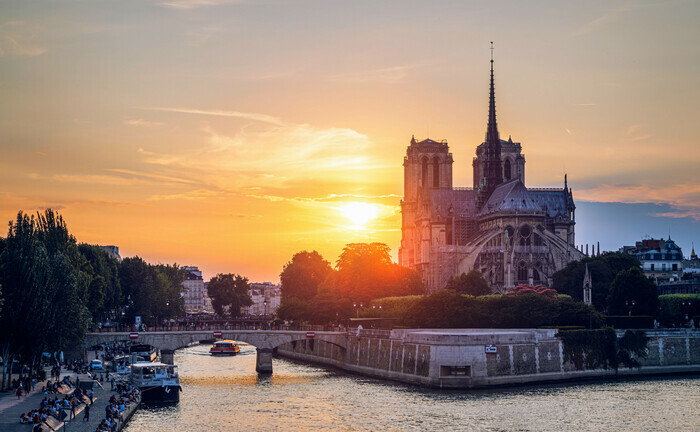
0 369 134 432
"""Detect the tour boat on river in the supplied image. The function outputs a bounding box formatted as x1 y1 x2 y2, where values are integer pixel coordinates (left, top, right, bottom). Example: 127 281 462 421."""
209 340 240 356
130 362 181 403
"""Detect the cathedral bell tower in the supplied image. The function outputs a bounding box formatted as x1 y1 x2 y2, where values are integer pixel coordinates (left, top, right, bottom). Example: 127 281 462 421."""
476 43 503 208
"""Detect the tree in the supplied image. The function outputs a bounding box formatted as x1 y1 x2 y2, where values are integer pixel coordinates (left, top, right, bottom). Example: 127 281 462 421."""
78 244 121 322
607 267 659 316
207 273 252 317
445 270 491 296
0 210 90 389
280 251 332 301
552 252 640 311
331 242 423 301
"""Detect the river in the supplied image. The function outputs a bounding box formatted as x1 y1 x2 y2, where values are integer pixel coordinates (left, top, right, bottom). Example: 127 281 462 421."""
123 343 699 432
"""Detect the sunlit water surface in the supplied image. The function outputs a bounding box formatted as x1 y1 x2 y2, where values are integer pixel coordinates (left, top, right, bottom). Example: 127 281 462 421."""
123 344 699 432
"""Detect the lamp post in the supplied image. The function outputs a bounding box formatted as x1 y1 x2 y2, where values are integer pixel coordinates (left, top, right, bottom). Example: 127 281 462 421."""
681 300 692 325
353 302 363 318
626 299 636 317
263 299 268 318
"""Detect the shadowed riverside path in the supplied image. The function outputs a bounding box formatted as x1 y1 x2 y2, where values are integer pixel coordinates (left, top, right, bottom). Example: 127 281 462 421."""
84 330 348 373
0 370 137 432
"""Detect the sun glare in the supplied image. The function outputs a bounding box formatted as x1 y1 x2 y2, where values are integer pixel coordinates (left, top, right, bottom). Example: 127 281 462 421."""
339 202 380 229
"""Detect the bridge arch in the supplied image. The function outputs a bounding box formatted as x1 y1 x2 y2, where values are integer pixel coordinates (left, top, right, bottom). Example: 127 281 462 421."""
83 330 347 374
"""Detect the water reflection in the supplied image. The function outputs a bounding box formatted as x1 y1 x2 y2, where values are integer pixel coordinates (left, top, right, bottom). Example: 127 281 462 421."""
123 344 700 432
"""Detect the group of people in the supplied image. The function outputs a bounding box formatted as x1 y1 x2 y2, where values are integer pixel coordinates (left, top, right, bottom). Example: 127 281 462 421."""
12 375 36 399
19 374 87 426
95 385 140 432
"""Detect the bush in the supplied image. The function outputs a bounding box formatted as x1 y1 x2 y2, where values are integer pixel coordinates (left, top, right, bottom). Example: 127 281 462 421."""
604 315 655 329
396 291 600 329
557 328 648 370
658 294 700 327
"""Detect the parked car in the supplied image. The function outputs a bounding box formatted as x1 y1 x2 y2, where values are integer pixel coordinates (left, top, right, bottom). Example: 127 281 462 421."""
91 359 103 370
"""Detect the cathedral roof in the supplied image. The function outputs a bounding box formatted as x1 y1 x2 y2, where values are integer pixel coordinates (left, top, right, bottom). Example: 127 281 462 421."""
429 188 476 218
528 189 570 219
478 179 542 216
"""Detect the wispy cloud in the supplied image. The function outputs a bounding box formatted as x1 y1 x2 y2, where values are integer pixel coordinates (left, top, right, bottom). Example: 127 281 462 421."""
124 118 165 127
328 65 416 84
145 107 287 126
0 21 47 56
572 1 676 36
576 183 700 221
158 0 241 10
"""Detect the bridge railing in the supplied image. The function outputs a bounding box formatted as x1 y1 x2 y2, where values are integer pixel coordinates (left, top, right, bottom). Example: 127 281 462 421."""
88 323 348 333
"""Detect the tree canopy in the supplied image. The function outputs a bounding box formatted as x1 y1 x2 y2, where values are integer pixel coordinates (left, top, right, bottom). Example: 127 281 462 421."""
445 270 491 296
552 252 640 311
207 273 252 317
607 266 659 316
280 251 332 301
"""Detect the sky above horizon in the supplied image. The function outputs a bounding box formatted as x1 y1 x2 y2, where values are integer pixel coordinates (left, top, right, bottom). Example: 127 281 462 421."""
1 0 698 282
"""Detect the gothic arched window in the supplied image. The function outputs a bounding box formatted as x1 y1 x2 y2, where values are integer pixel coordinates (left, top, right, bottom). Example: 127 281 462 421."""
433 156 440 188
533 267 541 282
421 157 429 188
517 262 528 281
504 158 512 181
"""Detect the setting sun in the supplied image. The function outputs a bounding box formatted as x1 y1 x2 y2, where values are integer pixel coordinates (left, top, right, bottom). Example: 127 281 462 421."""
339 202 381 229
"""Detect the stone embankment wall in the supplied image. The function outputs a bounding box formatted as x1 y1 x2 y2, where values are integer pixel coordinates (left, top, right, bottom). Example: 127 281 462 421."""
276 329 700 388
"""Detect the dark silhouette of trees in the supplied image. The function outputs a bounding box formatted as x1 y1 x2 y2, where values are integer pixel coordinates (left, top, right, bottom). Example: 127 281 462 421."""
207 273 252 317
0 210 91 390
607 267 659 316
552 252 640 311
445 270 491 296
119 258 185 325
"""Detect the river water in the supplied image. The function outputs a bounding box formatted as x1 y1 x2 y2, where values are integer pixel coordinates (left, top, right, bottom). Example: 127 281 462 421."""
123 343 699 432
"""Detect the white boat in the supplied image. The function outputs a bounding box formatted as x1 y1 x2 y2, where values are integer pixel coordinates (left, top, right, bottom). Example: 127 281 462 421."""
130 362 181 403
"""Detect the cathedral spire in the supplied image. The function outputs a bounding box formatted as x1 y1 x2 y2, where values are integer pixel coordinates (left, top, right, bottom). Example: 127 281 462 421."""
477 42 504 208
486 41 500 145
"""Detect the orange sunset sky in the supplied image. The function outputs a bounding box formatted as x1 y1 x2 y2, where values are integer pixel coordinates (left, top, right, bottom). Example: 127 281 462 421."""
1 0 698 283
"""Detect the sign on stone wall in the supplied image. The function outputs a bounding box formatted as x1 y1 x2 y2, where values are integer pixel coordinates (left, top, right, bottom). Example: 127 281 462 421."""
485 345 497 354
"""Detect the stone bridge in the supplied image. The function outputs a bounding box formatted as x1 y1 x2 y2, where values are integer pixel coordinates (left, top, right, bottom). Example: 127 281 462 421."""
83 330 347 373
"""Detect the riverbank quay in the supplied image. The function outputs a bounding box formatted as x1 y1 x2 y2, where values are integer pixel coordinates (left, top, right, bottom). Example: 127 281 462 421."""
276 328 700 389
0 369 140 432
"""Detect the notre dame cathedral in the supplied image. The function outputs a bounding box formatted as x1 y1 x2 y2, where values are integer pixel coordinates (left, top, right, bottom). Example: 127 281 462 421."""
399 53 584 293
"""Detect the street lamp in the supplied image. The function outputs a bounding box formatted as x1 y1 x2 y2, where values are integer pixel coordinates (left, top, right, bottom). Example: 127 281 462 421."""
263 299 268 317
626 299 636 317
353 302 363 318
681 300 692 324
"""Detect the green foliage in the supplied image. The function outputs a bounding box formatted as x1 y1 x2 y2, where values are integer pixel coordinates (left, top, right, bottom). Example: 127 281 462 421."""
276 296 312 322
78 244 121 322
278 244 423 324
658 294 700 326
445 270 491 296
0 210 92 388
557 328 649 371
368 295 424 319
280 251 332 301
607 267 659 316
207 273 252 317
603 315 655 329
616 330 649 368
330 243 423 302
552 252 640 311
397 291 602 329
119 258 185 325
558 328 618 370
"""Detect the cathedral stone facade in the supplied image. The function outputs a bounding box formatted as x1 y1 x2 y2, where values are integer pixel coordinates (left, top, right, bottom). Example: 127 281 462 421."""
399 56 584 293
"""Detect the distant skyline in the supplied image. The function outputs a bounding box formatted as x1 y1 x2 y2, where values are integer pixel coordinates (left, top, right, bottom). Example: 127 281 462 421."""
1 0 698 282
